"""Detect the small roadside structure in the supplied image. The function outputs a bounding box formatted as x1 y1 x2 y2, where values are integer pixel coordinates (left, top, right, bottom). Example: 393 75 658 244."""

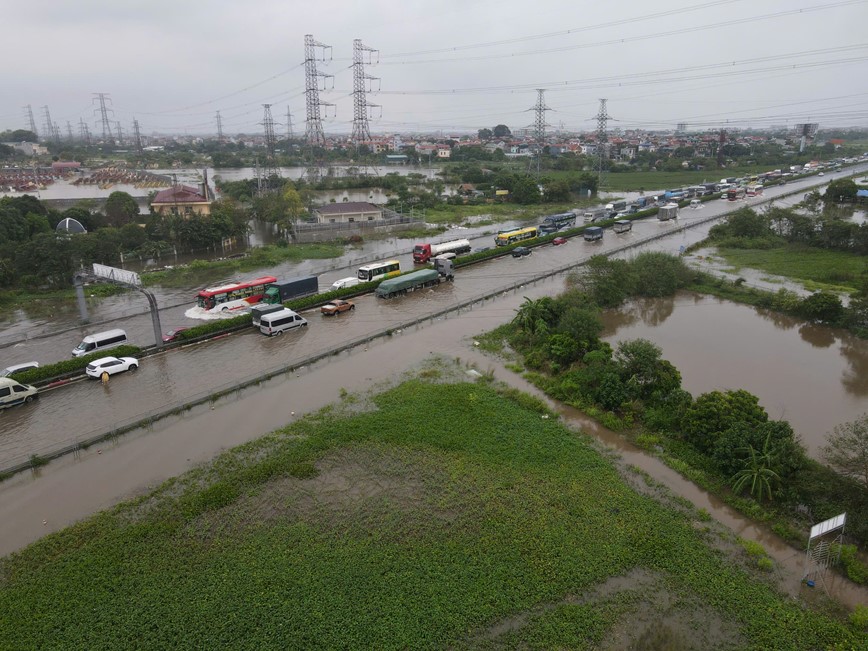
312 201 383 224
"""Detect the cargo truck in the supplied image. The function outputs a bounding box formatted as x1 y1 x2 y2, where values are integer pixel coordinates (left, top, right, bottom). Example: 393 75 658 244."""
657 204 679 221
583 226 604 241
412 238 471 263
604 200 627 216
261 275 319 304
583 208 609 223
376 259 454 298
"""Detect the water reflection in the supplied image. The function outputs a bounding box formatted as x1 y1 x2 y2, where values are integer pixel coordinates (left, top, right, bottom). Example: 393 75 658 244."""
602 292 868 456
798 323 836 349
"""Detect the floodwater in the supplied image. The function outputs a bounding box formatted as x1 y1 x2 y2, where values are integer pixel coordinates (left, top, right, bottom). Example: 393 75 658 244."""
602 294 868 457
1 277 865 608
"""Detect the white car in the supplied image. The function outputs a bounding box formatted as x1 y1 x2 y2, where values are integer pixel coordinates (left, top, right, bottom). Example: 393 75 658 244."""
85 356 139 379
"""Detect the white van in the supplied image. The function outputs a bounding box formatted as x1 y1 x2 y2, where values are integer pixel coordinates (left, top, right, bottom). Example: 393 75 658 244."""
0 361 39 378
331 277 360 291
259 308 308 336
0 377 38 409
72 329 128 357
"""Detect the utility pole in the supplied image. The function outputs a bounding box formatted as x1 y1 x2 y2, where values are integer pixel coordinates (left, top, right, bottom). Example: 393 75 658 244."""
92 93 114 144
24 105 38 139
115 121 124 146
717 129 726 167
351 38 380 146
595 98 612 195
304 34 334 147
215 110 224 142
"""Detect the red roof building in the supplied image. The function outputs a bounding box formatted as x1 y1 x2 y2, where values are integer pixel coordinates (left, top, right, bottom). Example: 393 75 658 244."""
150 181 213 217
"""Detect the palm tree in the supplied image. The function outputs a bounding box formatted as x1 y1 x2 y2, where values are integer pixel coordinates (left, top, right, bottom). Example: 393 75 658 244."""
512 297 554 337
731 433 781 502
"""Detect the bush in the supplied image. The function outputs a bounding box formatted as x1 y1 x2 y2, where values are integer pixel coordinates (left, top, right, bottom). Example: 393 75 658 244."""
16 345 143 385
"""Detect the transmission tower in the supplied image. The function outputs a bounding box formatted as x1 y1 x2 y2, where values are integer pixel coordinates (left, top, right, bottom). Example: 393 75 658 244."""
304 34 334 147
66 121 74 142
79 118 91 145
285 106 294 140
132 119 144 153
42 106 59 143
351 38 381 145
215 111 224 142
717 129 727 167
24 105 38 138
115 121 124 145
595 99 612 193
260 104 280 187
532 89 551 146
92 93 114 144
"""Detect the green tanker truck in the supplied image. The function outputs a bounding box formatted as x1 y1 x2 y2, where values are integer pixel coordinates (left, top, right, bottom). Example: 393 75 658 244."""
375 259 454 299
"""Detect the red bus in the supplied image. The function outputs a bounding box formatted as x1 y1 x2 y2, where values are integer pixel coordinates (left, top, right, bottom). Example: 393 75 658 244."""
196 276 277 313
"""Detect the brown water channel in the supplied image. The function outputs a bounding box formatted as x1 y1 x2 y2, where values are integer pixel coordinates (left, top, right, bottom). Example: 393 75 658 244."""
1 275 866 609
602 294 868 458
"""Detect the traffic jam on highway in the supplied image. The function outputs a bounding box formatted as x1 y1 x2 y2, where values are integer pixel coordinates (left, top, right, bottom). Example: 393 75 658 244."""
0 161 857 424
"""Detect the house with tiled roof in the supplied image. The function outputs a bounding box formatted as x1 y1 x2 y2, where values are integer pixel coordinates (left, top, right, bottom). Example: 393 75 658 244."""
150 174 214 217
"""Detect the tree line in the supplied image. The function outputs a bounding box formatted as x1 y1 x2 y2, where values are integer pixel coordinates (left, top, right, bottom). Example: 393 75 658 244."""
497 252 868 564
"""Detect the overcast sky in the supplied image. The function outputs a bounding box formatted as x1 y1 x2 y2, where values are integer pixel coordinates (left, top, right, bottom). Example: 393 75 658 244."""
2 0 866 138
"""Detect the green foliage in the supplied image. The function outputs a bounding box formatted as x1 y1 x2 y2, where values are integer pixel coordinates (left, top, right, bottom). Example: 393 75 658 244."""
711 421 805 479
0 380 861 649
850 604 868 630
681 389 768 453
838 544 868 584
731 433 783 502
15 345 142 384
824 178 859 203
576 255 636 308
631 251 692 298
613 338 682 403
798 291 845 324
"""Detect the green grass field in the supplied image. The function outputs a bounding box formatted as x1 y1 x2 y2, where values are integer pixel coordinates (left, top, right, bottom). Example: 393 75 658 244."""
0 366 861 649
712 244 868 293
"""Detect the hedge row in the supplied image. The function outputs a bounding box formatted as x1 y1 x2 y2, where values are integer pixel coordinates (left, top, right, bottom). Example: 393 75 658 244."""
17 345 143 386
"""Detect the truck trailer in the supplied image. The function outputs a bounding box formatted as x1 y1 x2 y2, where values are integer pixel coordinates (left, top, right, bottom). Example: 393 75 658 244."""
376 259 454 298
262 275 319 304
412 238 471 263
583 208 609 223
657 204 679 221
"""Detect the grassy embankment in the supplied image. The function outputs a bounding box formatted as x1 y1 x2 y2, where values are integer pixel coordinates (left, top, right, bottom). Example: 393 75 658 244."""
700 244 867 295
0 367 863 649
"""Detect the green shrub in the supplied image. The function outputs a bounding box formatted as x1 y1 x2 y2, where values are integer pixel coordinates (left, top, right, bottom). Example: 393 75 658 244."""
850 605 868 631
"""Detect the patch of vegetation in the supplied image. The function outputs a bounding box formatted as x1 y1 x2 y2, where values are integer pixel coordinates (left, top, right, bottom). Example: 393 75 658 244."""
0 380 861 649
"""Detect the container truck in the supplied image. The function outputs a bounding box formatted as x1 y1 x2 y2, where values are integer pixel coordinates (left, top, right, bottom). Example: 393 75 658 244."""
250 303 286 326
657 203 679 221
376 259 454 298
412 238 471 263
261 275 319 304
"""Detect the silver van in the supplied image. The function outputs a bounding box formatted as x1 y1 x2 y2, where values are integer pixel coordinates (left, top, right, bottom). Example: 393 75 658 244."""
72 329 128 357
259 308 308 336
0 377 38 409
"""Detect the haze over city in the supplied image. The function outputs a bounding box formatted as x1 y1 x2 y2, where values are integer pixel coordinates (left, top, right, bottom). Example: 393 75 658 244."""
3 0 867 137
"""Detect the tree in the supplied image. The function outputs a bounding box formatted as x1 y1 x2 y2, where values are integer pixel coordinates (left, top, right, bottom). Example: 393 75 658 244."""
478 128 493 141
822 413 868 489
577 255 636 308
613 338 682 402
104 191 140 227
824 178 858 204
513 297 556 338
681 389 768 453
712 420 804 478
799 291 844 324
731 434 782 502
632 251 690 298
555 306 604 354
492 124 511 138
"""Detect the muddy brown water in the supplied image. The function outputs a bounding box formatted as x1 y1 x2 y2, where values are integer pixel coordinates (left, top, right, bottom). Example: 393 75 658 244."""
1 277 866 610
602 294 868 458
